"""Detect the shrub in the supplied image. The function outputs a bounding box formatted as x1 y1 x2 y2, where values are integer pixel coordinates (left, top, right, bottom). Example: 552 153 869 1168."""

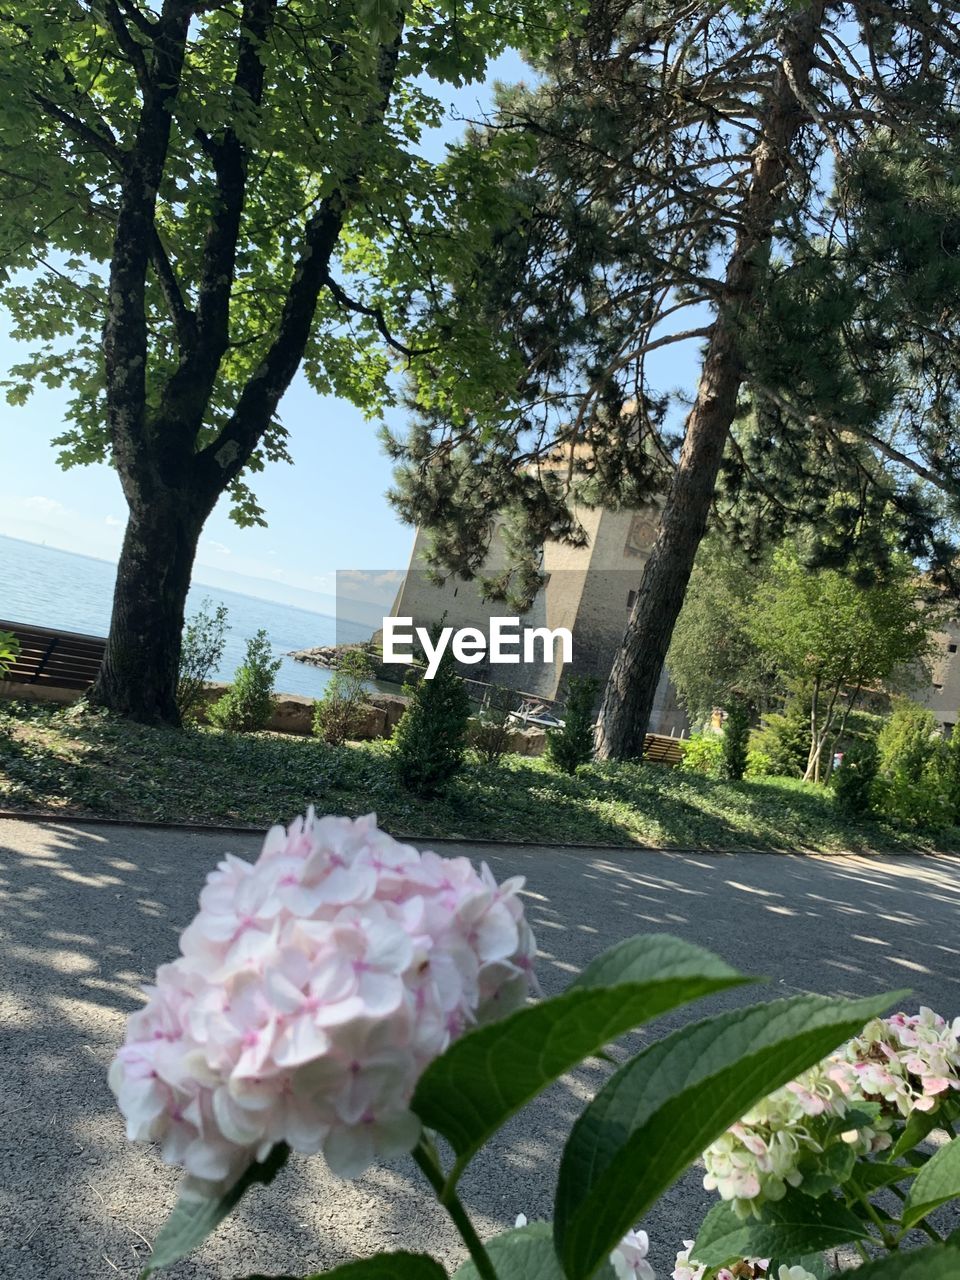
753 693 810 777
679 731 722 777
176 599 229 724
875 699 950 828
392 639 471 797
0 629 20 679
312 649 373 745
832 737 879 819
208 629 281 734
545 675 599 775
468 684 515 764
744 747 775 778
720 699 750 781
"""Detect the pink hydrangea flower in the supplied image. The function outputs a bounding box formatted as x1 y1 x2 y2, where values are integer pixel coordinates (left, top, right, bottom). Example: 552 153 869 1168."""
110 812 537 1198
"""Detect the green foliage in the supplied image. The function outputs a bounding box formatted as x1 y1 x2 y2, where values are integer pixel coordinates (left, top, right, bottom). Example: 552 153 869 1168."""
208 630 281 735
875 700 950 828
679 732 723 778
902 1135 960 1228
467 684 515 764
392 644 471 797
0 629 20 679
545 676 599 775
552 991 898 1278
412 935 745 1181
750 545 935 780
176 600 229 725
720 700 750 782
744 747 775 779
7 701 960 853
313 649 373 746
832 738 879 820
693 1193 870 1267
755 694 815 779
668 538 774 723
942 717 960 823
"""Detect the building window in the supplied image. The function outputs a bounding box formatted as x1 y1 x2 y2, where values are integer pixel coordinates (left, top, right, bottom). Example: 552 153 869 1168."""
949 644 957 654
945 722 956 739
627 589 637 610
933 682 943 691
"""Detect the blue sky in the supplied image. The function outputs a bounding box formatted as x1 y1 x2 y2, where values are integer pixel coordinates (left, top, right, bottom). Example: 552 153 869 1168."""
0 50 530 608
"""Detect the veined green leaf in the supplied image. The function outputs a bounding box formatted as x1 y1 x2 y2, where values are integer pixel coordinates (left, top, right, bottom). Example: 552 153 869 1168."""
826 1242 960 1277
690 1192 871 1269
412 933 746 1186
454 1221 616 1280
902 1134 960 1228
554 991 904 1279
142 1144 289 1276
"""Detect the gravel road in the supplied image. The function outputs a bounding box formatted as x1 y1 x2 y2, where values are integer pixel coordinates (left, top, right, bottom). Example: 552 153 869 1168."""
2 816 959 1279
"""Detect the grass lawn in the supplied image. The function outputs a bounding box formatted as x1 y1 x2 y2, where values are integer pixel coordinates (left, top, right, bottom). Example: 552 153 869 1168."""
1 700 958 852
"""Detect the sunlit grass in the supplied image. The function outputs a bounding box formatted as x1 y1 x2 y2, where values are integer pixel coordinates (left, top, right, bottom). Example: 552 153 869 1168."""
1 701 957 853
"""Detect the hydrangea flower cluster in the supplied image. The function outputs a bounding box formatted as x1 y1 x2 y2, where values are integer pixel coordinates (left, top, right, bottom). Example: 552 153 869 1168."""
110 811 537 1198
672 1245 817 1280
828 1007 960 1117
702 1007 960 1219
702 1062 848 1216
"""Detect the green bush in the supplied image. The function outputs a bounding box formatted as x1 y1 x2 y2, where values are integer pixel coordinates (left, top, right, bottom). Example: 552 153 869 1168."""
875 699 950 828
0 629 20 679
177 599 229 724
679 731 722 777
720 700 750 781
545 676 599 775
313 649 373 745
753 693 810 777
468 684 515 764
832 737 879 819
208 629 281 734
744 747 775 778
392 641 471 797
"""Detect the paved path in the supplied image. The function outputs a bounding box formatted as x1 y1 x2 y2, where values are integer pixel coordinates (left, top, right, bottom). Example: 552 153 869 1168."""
2 817 960 1278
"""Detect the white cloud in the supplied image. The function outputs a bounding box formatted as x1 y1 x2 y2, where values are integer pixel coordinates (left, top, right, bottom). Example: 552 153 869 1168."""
207 540 232 556
21 495 68 517
104 515 123 527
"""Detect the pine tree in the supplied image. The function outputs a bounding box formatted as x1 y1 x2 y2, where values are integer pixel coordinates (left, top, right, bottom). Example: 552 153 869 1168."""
545 676 600 775
387 1 960 757
392 647 472 798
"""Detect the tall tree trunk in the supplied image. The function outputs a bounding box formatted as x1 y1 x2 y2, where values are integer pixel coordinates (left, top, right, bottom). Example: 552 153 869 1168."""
595 3 824 760
89 490 209 725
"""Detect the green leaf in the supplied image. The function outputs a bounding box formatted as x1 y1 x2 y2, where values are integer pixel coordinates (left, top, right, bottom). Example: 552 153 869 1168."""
690 1192 872 1269
796 1139 856 1197
846 1160 912 1197
891 1093 960 1159
553 991 904 1280
826 1243 960 1278
902 1134 960 1227
453 1221 616 1280
412 934 746 1183
142 1144 290 1275
244 1255 447 1280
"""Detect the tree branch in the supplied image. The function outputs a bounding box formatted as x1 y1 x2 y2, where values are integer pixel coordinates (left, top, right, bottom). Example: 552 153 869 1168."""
323 273 434 359
93 0 151 92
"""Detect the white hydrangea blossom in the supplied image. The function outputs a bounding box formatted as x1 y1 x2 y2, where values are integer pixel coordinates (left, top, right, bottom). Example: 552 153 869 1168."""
702 1007 960 1219
110 811 537 1198
672 1244 816 1280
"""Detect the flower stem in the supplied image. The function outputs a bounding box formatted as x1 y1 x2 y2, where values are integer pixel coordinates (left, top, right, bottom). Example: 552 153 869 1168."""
413 1137 498 1280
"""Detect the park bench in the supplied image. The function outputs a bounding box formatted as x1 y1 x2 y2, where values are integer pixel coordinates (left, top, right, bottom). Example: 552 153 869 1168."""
0 619 106 691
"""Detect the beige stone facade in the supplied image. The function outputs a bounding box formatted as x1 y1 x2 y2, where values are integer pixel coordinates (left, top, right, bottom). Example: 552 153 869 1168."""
918 618 960 735
390 503 689 737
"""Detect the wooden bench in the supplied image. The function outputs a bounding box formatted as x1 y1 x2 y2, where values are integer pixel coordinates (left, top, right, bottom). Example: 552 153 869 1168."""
641 732 686 766
0 619 106 691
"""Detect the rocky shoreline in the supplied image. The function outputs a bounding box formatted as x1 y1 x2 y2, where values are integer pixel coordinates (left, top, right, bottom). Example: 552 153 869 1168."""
288 642 422 686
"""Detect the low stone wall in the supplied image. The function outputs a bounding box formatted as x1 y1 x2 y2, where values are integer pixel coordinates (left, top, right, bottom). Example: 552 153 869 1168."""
0 679 548 753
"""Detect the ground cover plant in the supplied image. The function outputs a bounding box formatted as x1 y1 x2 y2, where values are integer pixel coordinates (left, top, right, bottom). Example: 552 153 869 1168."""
109 810 960 1280
2 702 959 854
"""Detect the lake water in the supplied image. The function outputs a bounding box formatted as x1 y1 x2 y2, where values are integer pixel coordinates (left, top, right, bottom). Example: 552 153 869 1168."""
0 534 357 699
